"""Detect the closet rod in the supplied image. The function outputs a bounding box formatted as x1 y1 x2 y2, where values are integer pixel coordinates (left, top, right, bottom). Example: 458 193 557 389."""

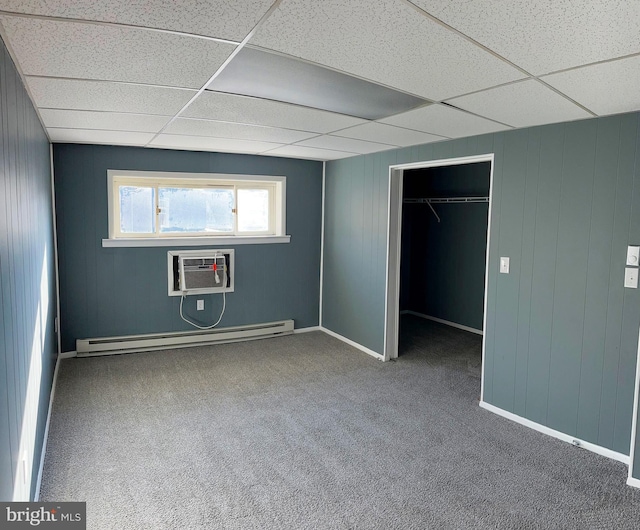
403 196 488 223
403 196 489 204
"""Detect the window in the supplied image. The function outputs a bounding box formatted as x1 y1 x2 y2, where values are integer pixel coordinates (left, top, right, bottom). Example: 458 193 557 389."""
106 171 287 246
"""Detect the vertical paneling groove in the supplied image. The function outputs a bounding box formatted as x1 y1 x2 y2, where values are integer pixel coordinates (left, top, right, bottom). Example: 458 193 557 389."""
573 123 599 434
0 35 55 501
599 116 636 450
324 113 640 457
613 115 640 453
544 123 568 429
493 130 528 412
525 124 565 425
576 117 618 443
364 154 374 329
0 43 15 498
2 44 20 496
352 156 365 342
598 120 625 449
514 128 541 416
483 133 504 403
548 120 598 436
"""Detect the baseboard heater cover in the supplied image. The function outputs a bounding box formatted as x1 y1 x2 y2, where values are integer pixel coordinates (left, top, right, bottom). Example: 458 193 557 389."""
76 320 294 357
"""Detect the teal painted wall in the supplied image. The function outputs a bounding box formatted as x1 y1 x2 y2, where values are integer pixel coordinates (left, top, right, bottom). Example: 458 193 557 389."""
400 163 490 331
53 144 323 352
0 38 56 500
323 114 640 456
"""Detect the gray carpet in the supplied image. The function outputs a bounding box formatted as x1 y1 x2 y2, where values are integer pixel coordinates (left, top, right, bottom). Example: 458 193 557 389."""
40 315 640 529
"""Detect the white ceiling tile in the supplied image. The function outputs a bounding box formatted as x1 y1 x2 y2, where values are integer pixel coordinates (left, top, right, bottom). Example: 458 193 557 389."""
296 135 394 155
164 118 317 144
26 77 195 115
0 16 236 88
250 0 524 101
542 55 640 117
183 91 367 133
48 128 154 145
332 121 446 146
150 134 282 154
0 0 274 42
263 145 357 161
379 103 511 138
411 0 640 75
40 109 170 133
447 80 592 128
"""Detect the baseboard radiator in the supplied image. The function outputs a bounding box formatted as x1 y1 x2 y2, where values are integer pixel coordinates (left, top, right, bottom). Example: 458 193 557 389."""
76 320 294 357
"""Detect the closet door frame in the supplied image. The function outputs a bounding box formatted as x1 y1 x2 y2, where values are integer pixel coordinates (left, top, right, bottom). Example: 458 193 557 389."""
384 153 494 400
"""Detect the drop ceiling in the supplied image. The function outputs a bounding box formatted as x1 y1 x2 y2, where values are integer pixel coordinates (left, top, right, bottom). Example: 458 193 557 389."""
0 0 638 161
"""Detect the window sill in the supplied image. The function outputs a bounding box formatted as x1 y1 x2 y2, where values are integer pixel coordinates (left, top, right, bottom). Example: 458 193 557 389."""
102 235 291 248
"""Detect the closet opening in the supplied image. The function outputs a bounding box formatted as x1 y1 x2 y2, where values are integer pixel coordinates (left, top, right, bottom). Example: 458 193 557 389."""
385 154 493 400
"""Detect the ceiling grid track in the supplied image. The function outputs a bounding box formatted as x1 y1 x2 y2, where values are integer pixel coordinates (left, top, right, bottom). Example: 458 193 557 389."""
144 0 285 148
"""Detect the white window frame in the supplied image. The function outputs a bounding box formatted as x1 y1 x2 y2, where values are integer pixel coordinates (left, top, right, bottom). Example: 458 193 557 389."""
104 170 289 247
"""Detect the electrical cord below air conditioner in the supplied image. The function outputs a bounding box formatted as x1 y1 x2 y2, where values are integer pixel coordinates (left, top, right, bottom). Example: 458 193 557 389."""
179 292 226 330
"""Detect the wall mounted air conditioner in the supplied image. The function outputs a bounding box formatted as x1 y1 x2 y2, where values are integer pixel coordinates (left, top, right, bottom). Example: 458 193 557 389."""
167 249 235 296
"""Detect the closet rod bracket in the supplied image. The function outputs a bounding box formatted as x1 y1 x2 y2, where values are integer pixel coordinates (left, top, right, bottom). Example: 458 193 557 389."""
427 202 440 223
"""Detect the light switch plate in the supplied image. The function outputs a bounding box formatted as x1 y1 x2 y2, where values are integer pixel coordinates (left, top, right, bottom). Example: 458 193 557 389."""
624 268 638 288
500 257 510 274
626 246 640 266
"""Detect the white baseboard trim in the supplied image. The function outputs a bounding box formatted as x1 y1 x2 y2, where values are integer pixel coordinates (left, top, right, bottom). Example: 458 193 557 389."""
627 476 640 488
402 310 483 336
293 326 321 334
59 351 77 359
479 401 629 465
320 327 385 361
34 354 62 501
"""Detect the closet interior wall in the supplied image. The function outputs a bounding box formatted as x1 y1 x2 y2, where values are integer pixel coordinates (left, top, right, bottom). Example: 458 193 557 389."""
400 162 491 333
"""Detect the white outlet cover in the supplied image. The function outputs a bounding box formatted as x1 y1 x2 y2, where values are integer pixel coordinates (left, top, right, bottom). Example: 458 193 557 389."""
626 245 640 266
500 257 510 274
624 268 638 289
